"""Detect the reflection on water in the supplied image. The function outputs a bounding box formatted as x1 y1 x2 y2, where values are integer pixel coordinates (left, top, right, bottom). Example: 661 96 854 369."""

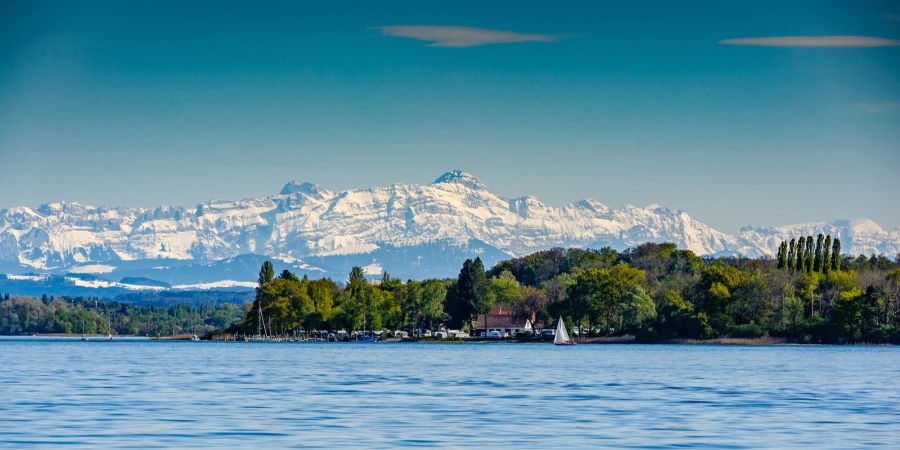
1 340 898 449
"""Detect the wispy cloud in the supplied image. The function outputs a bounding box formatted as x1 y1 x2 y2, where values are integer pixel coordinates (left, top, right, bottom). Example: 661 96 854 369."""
719 36 900 48
376 25 562 47
857 101 900 114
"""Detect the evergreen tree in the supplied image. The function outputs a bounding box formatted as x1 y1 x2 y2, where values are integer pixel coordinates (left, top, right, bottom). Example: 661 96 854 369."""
796 236 806 271
471 257 495 332
832 238 842 271
804 235 814 273
822 235 832 274
346 266 371 330
787 238 796 270
279 269 299 281
258 261 274 289
449 259 479 329
814 233 824 272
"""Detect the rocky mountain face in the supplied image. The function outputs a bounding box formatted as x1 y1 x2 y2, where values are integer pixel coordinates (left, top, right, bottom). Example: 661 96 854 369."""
1 170 898 287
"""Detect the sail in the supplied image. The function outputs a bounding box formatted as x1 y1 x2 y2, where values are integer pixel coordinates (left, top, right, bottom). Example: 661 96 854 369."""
554 316 570 344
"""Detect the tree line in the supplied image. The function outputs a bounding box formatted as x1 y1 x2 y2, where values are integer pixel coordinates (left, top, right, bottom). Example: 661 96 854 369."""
775 234 841 273
3 242 899 344
0 295 243 337
238 243 900 344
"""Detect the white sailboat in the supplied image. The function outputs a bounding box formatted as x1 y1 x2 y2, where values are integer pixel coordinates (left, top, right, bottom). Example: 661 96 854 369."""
554 316 575 346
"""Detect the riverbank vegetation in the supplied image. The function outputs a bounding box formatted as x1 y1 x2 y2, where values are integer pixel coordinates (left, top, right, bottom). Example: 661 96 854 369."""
234 243 900 344
0 296 242 337
3 242 899 344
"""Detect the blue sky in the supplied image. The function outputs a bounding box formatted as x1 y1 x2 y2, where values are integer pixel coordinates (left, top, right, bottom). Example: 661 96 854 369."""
1 0 898 232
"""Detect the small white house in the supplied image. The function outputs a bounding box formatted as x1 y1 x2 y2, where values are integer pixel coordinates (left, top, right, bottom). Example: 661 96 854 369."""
475 308 535 336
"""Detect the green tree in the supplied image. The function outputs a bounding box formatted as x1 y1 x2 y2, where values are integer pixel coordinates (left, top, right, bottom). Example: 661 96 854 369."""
787 238 796 270
814 233 824 272
420 279 447 329
566 264 645 335
822 235 832 274
491 270 522 308
796 236 806 271
804 235 814 273
830 289 864 343
345 266 374 331
694 264 745 333
472 257 495 332
832 238 842 271
643 289 692 340
776 241 787 269
306 278 336 329
447 258 493 331
258 261 275 289
728 274 772 327
622 285 656 331
279 269 300 282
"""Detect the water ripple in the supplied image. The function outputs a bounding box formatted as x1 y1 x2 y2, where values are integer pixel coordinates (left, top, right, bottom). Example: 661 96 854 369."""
1 340 898 449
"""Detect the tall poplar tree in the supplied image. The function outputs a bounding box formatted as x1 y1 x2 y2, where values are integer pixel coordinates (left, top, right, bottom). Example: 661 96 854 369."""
814 234 824 272
776 241 787 269
796 236 806 272
832 238 842 271
787 238 796 270
822 235 832 274
804 235 814 273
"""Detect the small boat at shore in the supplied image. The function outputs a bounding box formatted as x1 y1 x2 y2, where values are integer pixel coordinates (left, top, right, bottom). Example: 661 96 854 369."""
554 316 575 346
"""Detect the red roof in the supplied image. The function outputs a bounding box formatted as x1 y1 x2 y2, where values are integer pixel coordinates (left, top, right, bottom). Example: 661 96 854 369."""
474 307 533 330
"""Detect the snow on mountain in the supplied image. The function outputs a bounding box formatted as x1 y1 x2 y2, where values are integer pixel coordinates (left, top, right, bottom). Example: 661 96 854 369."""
0 170 897 286
736 219 900 259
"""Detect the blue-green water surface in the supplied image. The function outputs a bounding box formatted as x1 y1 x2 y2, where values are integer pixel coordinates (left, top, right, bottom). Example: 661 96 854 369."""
1 339 898 449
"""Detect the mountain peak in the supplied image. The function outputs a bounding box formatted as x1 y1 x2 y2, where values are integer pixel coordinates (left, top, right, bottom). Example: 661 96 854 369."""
432 170 487 190
280 180 326 196
834 218 885 234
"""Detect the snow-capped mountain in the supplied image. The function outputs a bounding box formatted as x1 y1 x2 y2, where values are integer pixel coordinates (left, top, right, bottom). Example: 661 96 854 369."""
1 170 898 289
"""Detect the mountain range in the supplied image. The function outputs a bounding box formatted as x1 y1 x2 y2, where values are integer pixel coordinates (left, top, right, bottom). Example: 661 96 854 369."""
1 170 898 295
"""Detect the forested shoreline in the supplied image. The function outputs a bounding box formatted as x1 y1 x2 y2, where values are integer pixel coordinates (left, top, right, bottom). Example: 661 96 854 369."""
0 296 243 337
231 240 900 344
3 240 900 343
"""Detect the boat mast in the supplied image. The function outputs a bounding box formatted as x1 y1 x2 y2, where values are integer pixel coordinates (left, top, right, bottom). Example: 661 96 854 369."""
257 301 263 338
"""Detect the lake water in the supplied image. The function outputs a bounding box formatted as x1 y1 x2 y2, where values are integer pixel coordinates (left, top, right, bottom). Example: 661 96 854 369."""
1 339 898 449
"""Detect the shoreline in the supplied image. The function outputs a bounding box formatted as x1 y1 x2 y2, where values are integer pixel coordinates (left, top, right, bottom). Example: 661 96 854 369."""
3 334 896 346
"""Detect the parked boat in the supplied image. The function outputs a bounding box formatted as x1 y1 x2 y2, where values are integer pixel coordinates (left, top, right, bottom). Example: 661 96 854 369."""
554 316 575 346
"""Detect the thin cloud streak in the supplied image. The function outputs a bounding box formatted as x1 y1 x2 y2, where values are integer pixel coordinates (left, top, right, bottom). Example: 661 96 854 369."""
719 36 900 48
376 25 561 47
857 101 900 114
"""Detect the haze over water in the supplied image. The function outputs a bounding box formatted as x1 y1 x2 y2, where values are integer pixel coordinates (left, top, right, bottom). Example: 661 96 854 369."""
1 339 898 449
